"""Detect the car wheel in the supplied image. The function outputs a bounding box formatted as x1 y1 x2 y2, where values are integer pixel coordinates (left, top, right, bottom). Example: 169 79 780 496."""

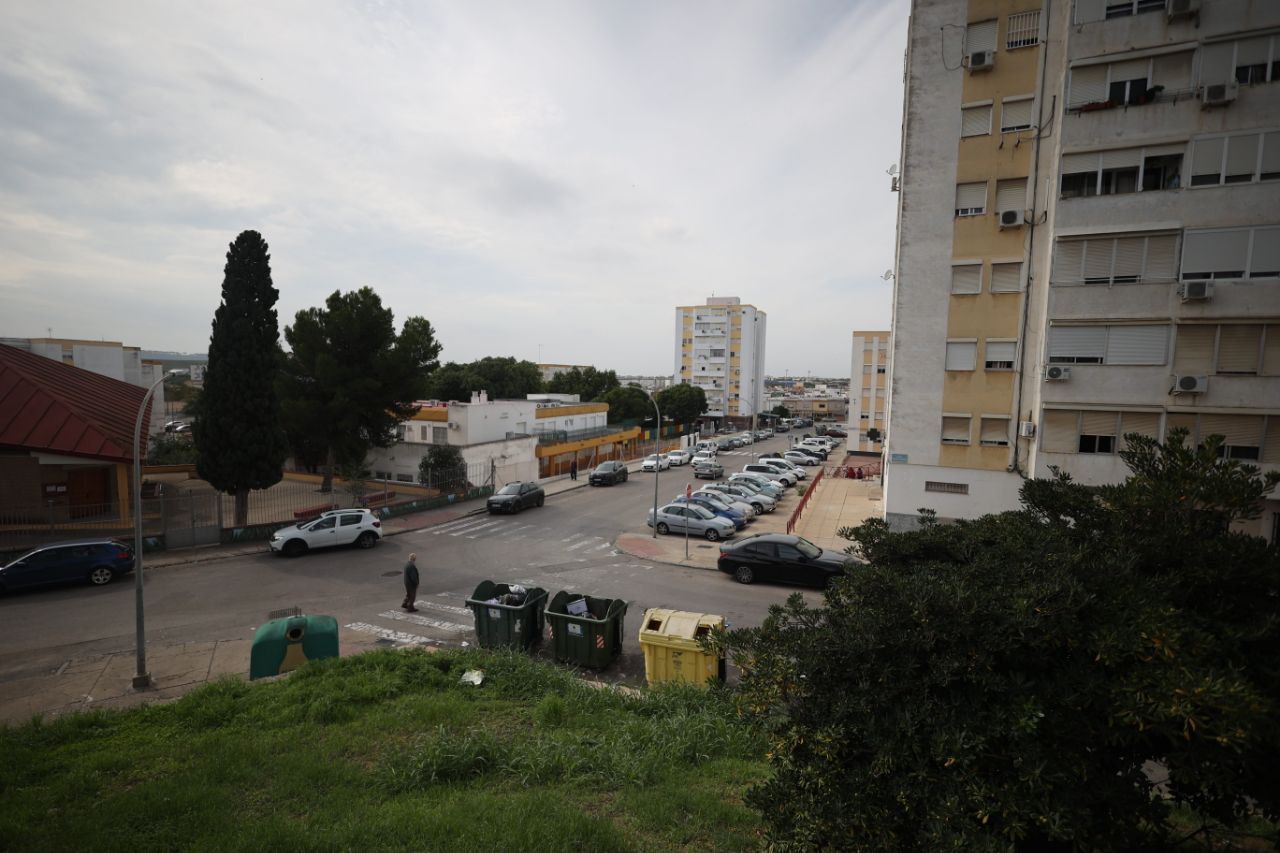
656 522 670 535
536 495 544 507
357 532 377 549
88 566 114 586
734 566 754 584
752 502 765 513
283 539 307 558
704 528 720 542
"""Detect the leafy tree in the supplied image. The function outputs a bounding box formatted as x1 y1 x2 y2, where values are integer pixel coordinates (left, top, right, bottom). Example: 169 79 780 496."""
654 382 707 427
417 445 468 495
600 384 653 425
546 366 620 401
193 230 289 526
865 427 882 444
716 430 1280 851
148 433 197 465
425 356 543 401
279 288 441 492
771 404 790 418
337 459 372 503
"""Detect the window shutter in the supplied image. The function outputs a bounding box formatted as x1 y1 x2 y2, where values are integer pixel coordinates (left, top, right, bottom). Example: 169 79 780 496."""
980 417 1009 445
1052 240 1085 283
1074 0 1105 23
1080 410 1118 436
1261 132 1280 178
1112 237 1145 280
1001 98 1033 130
1199 414 1263 448
990 262 1022 292
1144 235 1178 282
1199 42 1235 85
1061 152 1098 173
956 182 987 211
961 104 992 137
1042 410 1079 453
1235 37 1270 66
1190 137 1225 183
1110 59 1148 82
1182 229 1249 278
1263 325 1280 375
1224 134 1260 180
1216 325 1262 373
986 340 1017 363
951 265 982 294
1119 412 1160 449
945 342 977 371
1106 325 1167 365
1166 412 1198 444
1100 148 1142 169
1173 326 1216 373
1251 226 1280 276
1049 326 1106 361
1263 417 1280 464
1083 239 1115 281
966 20 997 54
1143 143 1186 158
1070 65 1108 106
941 416 971 444
996 179 1027 211
1152 51 1192 91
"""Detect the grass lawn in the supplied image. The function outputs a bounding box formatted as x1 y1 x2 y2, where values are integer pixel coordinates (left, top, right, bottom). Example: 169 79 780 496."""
0 648 768 852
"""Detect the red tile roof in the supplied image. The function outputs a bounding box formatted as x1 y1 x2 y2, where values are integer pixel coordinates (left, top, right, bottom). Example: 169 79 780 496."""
0 344 151 464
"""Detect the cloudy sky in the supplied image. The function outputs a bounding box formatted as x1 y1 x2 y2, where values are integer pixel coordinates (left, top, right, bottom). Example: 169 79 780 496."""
1 0 906 377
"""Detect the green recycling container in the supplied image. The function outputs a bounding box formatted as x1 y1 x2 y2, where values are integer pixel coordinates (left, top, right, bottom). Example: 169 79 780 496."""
465 581 548 650
249 614 339 680
546 591 628 670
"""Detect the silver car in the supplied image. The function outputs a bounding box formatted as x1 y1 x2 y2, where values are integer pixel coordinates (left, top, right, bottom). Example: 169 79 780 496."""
693 489 756 520
647 503 736 541
703 482 777 513
759 457 806 479
742 462 798 487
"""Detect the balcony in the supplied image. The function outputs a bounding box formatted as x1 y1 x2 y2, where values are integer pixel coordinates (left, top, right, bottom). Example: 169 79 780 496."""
534 425 626 446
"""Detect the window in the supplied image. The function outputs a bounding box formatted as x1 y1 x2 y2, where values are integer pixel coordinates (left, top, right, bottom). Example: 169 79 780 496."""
1169 414 1267 460
1051 233 1178 285
1181 226 1280 280
985 340 1017 370
951 263 982 294
1190 132 1280 186
1174 324 1280 375
996 178 1027 212
966 19 997 54
1060 145 1183 198
980 417 1010 446
1001 97 1034 132
961 103 992 137
1006 10 1040 49
945 341 977 371
339 514 362 527
941 416 971 445
955 182 987 216
991 262 1023 292
1047 325 1169 365
418 425 428 441
876 366 887 374
1105 0 1164 18
1042 409 1143 454
1069 54 1188 108
432 427 448 443
925 481 969 494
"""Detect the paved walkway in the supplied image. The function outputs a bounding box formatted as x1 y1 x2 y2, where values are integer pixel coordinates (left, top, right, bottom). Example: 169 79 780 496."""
0 463 883 725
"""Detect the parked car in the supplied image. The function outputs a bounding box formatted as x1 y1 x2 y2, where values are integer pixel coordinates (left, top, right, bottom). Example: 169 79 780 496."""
691 451 717 467
757 457 806 480
742 462 798 487
0 539 134 592
784 450 820 466
666 449 692 466
791 445 827 462
670 495 747 530
486 481 545 514
824 428 847 438
729 472 787 499
754 430 771 440
774 423 790 432
692 489 757 520
642 454 671 472
647 503 736 541
703 482 776 513
692 461 724 480
737 433 754 446
695 441 719 455
589 461 629 486
718 533 851 587
270 509 383 557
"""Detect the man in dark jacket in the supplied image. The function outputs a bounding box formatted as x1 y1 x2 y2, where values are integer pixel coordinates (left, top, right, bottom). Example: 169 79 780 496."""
402 553 419 612
570 458 578 480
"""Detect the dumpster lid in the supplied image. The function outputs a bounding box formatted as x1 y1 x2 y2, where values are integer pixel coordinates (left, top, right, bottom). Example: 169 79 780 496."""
643 608 722 639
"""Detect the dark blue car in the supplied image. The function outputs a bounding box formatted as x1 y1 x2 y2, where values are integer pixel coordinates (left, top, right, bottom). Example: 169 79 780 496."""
670 495 747 530
0 539 135 592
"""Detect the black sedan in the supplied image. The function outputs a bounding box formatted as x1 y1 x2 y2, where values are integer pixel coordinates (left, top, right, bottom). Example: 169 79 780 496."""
716 533 851 588
588 461 629 486
486 481 545 513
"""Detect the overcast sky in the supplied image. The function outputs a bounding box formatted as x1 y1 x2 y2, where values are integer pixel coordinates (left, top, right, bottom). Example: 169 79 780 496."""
1 0 906 377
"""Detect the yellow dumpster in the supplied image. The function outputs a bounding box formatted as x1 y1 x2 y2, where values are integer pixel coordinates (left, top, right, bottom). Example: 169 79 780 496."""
638 608 725 687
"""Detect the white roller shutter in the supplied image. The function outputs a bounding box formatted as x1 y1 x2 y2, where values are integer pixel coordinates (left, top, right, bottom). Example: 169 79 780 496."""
980 417 1010 445
1252 227 1280 276
1080 410 1118 437
1061 152 1098 174
1144 235 1178 282
1264 417 1280 464
1042 410 1079 453
1182 230 1250 278
1261 132 1280 178
1110 59 1149 82
1001 98 1033 131
1166 413 1198 444
1264 326 1280 375
1199 414 1263 448
985 340 1017 365
990 262 1022 292
945 342 977 371
1070 66 1108 106
951 265 982 294
1083 239 1115 281
1119 412 1160 449
1191 137 1225 183
1052 241 1085 283
1199 42 1235 85
941 416 971 444
967 20 997 54
961 104 992 137
1235 37 1270 66
1100 148 1142 169
1105 325 1168 365
1152 51 1193 91
1049 326 1106 361
996 179 1027 211
1112 237 1145 281
956 182 987 212
1225 134 1260 181
1217 325 1262 373
1173 326 1215 374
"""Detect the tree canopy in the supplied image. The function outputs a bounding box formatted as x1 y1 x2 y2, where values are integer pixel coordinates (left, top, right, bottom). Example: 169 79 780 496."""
546 366 620 401
418 444 468 495
654 382 707 427
717 430 1280 850
279 287 441 491
193 230 288 525
771 404 790 418
425 357 544 401
600 384 653 425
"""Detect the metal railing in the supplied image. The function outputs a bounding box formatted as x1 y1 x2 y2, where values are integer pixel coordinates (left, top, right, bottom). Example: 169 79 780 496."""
534 425 626 445
785 466 825 535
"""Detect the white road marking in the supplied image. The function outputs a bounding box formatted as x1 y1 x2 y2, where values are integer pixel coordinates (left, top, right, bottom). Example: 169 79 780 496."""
380 610 472 633
560 533 586 543
414 600 472 617
345 622 433 644
591 542 612 552
564 537 600 552
433 517 490 535
454 520 503 537
496 523 536 537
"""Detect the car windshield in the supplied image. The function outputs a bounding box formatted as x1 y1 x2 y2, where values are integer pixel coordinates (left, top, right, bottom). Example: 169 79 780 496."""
497 484 521 495
646 455 659 461
792 537 822 559
688 505 715 519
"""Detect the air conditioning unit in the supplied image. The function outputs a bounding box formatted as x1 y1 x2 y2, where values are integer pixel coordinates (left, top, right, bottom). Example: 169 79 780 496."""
1201 82 1238 107
1018 421 1037 438
1172 374 1208 394
1167 0 1199 19
1179 280 1214 301
1044 365 1071 381
998 208 1024 229
968 50 994 72
447 421 460 430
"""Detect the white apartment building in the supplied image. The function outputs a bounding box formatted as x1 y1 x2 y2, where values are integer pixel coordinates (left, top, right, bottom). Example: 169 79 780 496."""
673 297 767 424
886 0 1280 542
848 331 891 452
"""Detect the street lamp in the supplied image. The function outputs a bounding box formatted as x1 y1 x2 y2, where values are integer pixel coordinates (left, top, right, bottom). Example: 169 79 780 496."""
648 392 661 538
132 367 187 689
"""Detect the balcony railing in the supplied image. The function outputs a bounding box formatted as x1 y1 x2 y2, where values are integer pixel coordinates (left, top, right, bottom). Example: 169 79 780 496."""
534 424 626 445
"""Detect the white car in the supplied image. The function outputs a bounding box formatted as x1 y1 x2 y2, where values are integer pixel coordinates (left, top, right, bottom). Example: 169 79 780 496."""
270 508 383 557
691 451 716 467
759 457 807 479
784 450 821 466
666 449 692 466
642 453 671 472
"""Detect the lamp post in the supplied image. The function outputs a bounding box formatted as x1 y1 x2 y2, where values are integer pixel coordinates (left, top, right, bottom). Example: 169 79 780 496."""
648 392 661 538
132 368 186 689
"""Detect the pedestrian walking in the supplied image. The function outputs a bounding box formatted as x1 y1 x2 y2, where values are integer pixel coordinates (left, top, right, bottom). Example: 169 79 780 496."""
402 553 419 612
569 458 578 480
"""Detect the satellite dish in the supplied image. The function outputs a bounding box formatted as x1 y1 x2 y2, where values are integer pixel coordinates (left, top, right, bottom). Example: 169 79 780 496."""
886 164 899 176
881 269 895 281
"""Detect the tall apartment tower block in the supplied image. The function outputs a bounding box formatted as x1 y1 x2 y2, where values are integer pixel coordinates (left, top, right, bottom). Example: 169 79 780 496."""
849 330 891 452
673 297 767 424
885 0 1280 542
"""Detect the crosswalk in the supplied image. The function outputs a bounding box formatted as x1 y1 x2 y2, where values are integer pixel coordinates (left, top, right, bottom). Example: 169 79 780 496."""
428 514 618 553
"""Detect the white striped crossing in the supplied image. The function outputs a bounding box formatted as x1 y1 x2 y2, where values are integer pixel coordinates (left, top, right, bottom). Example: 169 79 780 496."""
344 622 433 645
414 600 472 617
379 610 472 633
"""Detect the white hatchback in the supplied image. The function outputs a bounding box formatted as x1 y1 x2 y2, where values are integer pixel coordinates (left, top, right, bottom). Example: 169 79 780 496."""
666 449 692 466
270 508 383 557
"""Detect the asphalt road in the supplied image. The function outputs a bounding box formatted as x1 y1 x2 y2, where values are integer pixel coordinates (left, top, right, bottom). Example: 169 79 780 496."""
0 431 827 686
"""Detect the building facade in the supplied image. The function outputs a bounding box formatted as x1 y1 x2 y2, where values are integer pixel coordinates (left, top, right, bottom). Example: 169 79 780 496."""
673 297 767 424
886 0 1280 542
849 330 891 452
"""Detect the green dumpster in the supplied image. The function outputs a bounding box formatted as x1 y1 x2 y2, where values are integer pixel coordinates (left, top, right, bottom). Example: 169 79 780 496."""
465 581 548 650
546 591 628 670
249 614 339 680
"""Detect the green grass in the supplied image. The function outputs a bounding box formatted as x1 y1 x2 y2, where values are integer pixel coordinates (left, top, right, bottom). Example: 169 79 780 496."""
0 648 768 852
